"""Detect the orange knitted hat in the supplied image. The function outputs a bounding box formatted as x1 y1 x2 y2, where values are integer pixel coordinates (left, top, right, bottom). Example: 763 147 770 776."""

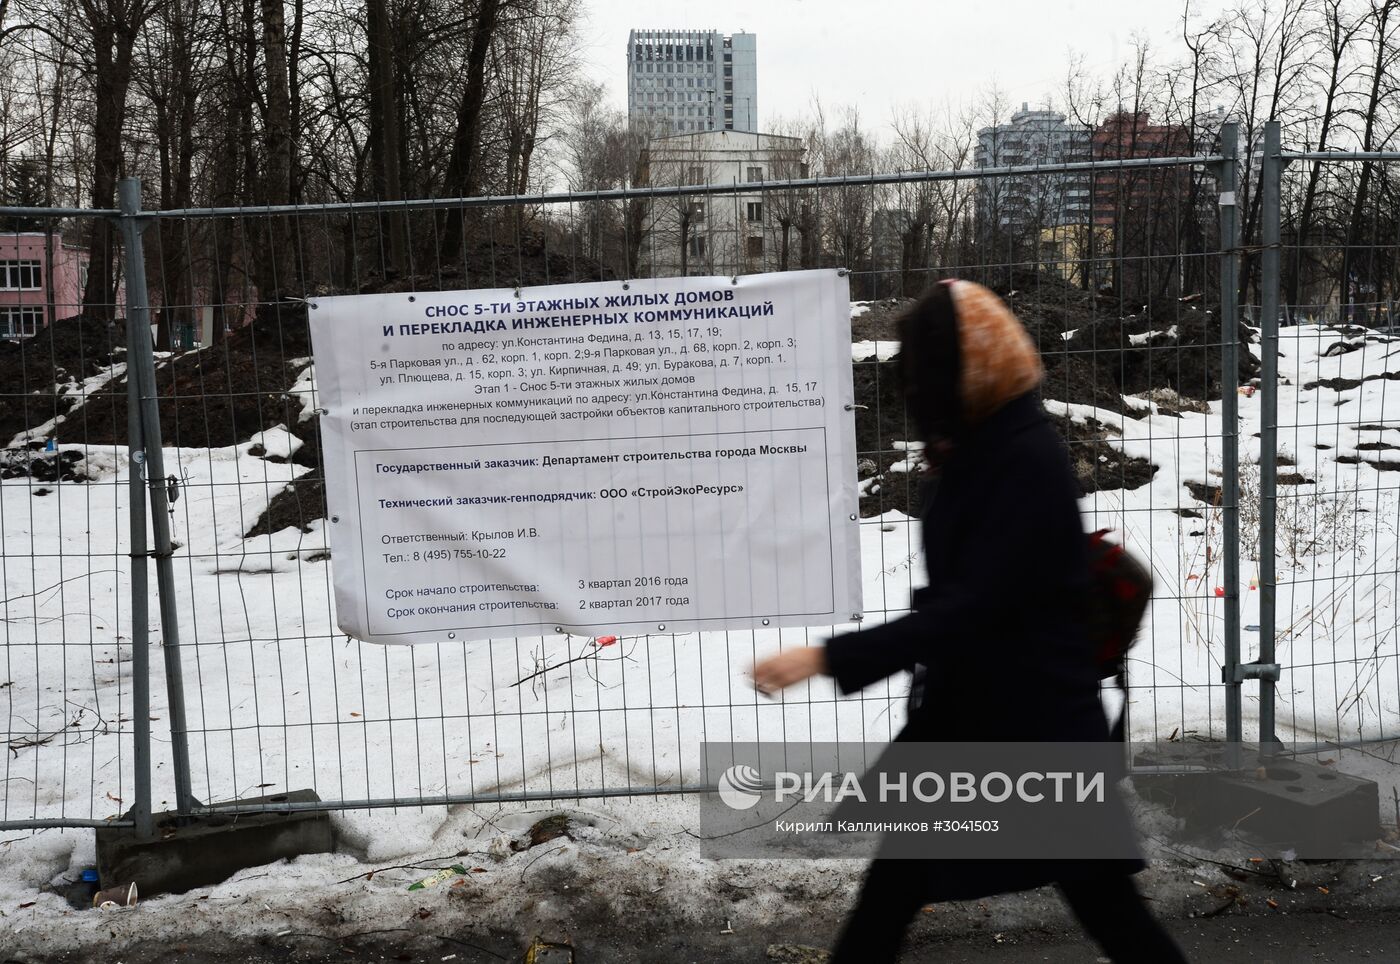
945 280 1043 424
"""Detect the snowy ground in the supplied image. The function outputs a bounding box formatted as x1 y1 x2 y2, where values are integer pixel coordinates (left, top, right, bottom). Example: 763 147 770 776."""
2 318 1399 953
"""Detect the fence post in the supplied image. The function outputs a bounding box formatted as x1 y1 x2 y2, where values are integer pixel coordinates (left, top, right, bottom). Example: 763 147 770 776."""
117 178 197 814
1215 123 1243 766
1257 120 1283 753
117 199 155 838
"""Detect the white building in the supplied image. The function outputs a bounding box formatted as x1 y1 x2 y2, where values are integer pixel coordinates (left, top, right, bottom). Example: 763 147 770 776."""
975 104 1092 231
640 130 806 276
627 29 758 135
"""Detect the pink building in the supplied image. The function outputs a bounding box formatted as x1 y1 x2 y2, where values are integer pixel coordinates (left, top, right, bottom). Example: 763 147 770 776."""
0 231 98 338
3 229 263 346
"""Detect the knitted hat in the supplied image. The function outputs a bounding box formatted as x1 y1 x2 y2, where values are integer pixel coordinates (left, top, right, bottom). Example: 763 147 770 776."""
945 279 1043 424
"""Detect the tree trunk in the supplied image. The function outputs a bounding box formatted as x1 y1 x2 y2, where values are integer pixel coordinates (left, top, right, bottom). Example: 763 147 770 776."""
257 0 296 302
440 0 503 260
1339 1 1394 324
1288 3 1353 308
81 10 139 320
366 0 405 272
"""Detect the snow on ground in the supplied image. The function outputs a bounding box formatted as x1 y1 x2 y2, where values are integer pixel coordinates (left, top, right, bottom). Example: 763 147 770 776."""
2 323 1399 947
1052 325 1400 746
247 424 303 461
851 340 899 362
1128 325 1179 347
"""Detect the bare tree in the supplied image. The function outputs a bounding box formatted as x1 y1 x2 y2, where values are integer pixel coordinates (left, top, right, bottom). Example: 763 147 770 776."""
1287 0 1366 307
440 0 502 260
73 0 155 318
1339 0 1398 319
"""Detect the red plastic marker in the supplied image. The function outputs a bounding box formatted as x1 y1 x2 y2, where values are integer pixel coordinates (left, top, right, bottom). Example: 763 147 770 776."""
1214 587 1225 598
596 635 618 647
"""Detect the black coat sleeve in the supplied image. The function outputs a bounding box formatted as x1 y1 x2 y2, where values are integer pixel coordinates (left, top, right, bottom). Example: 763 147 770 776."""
824 437 1075 695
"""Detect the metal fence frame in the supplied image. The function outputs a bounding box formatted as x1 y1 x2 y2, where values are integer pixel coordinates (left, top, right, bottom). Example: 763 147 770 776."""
1259 124 1400 757
7 120 1392 829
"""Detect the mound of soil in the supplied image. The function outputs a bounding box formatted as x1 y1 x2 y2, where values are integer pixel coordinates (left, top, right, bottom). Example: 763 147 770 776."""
5 232 611 456
13 265 1226 534
0 314 126 444
359 234 616 295
849 299 909 342
852 355 1159 517
244 470 325 538
847 271 1257 422
1020 308 1257 417
0 448 91 482
50 301 314 457
1055 414 1158 495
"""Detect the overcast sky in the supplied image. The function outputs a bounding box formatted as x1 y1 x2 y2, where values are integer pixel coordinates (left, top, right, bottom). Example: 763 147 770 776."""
578 0 1229 136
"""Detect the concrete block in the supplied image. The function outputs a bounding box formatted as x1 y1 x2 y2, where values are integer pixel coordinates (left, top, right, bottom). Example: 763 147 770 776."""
1131 746 1381 858
96 790 335 896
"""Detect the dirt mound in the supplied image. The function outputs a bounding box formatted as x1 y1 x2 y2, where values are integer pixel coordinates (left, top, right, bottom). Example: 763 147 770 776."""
359 234 615 295
0 314 127 444
244 470 325 538
849 298 908 342
0 448 93 483
48 301 313 457
852 358 1159 518
984 269 1256 410
846 273 1256 421
1054 413 1158 495
11 268 1225 533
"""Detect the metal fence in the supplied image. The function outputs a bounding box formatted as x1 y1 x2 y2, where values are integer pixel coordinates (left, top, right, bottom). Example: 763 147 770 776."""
1260 133 1400 753
3 121 1395 831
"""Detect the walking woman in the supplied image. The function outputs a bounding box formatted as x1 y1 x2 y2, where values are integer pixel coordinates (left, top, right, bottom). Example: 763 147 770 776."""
751 279 1188 963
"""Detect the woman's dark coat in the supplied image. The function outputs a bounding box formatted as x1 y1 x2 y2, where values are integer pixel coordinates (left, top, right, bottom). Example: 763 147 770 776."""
824 391 1145 900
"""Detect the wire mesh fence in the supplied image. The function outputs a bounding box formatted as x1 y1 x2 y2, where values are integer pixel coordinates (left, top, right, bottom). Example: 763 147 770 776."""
0 209 143 829
1266 147 1400 750
11 125 1386 828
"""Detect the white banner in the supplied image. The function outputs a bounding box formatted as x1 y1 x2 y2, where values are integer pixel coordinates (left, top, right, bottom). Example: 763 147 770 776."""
309 270 861 644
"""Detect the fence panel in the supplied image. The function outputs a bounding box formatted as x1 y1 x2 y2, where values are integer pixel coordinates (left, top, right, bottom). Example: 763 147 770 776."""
1268 148 1400 749
116 153 1252 818
0 208 143 830
3 153 1267 826
8 143 1399 828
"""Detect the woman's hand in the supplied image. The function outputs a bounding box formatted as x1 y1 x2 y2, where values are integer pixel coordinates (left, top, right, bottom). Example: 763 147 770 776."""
751 646 829 696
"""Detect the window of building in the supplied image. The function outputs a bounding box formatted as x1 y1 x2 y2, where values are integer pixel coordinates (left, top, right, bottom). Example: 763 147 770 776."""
688 166 705 184
746 201 763 222
689 235 706 258
746 236 764 257
0 260 42 290
688 200 706 220
0 305 42 337
747 166 763 182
